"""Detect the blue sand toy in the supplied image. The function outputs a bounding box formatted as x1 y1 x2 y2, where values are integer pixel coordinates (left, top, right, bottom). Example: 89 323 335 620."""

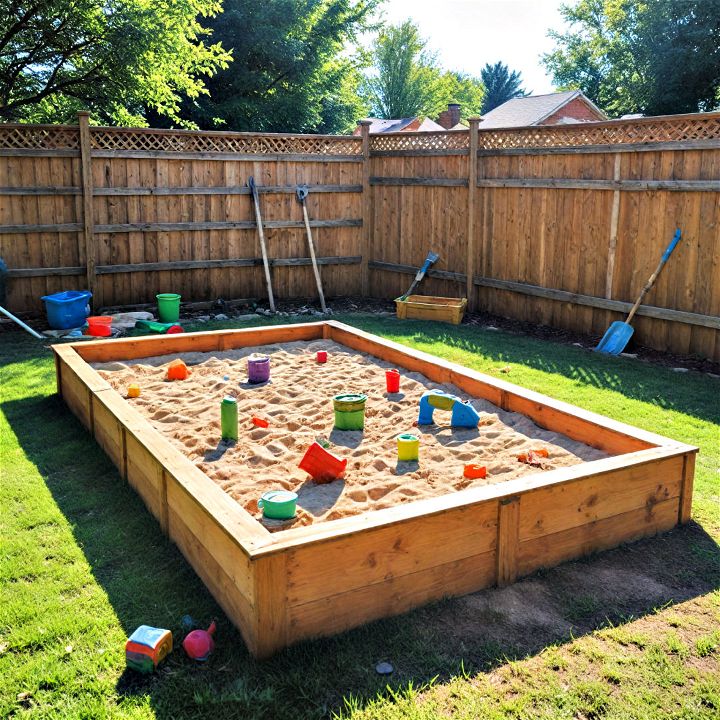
418 391 481 428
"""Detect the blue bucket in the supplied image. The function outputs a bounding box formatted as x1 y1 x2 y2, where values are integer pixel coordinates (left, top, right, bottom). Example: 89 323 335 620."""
41 290 92 329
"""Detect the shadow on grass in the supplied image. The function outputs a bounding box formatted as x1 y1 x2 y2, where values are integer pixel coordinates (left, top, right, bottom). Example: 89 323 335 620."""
3 387 720 720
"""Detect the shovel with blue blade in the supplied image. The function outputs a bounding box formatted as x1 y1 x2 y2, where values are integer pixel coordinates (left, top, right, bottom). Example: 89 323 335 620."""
595 228 682 355
399 250 440 300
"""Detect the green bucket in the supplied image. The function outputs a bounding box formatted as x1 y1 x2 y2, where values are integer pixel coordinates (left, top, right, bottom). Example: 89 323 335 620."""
333 393 367 431
156 293 181 323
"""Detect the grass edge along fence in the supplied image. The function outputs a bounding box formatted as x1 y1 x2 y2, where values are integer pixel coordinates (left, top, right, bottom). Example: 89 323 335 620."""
1 111 719 360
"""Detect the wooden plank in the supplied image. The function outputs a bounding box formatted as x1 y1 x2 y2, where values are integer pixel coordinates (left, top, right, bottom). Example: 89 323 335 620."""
287 550 496 644
71 322 324 362
125 431 165 528
166 476 254 603
93 184 362 196
252 553 289 659
91 391 125 471
91 151 362 163
370 150 469 157
0 222 82 234
358 120 372 296
285 500 497 605
77 113 97 309
496 496 520 587
0 186 80 195
517 497 680 577
605 153 622 298
92 219 362 233
477 140 720 156
0 149 80 157
370 176 469 187
518 454 684 541
95 255 362 275
679 451 696 524
7 265 84 277
476 177 720 191
466 117 480 310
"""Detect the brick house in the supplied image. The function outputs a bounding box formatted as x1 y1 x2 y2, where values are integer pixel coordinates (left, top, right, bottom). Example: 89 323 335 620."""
478 90 606 129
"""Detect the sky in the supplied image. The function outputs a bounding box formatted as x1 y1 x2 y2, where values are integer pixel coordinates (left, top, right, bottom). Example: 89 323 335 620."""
374 0 573 95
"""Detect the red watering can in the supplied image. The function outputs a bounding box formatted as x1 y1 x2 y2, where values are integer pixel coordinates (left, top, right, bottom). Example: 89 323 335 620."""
183 620 216 661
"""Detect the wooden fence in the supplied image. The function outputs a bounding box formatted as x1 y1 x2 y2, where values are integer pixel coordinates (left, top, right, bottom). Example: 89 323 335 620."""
1 112 719 360
0 115 364 311
368 112 720 361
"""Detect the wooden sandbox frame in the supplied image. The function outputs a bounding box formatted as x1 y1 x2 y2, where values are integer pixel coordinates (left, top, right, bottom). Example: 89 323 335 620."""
52 321 697 658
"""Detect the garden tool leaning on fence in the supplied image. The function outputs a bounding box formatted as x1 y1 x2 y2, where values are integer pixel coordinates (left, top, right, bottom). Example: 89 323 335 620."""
247 177 276 313
296 185 327 313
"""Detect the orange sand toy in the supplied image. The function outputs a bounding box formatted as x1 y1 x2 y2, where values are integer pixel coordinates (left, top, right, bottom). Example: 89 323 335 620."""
127 384 141 398
166 359 190 381
251 417 269 428
517 448 549 465
463 464 487 479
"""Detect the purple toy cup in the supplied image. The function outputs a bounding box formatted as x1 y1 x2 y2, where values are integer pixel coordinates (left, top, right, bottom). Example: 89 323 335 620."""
247 353 270 383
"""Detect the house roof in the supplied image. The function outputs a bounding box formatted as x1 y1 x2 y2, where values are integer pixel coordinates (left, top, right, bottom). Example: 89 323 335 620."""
417 117 445 131
478 90 605 129
362 118 418 133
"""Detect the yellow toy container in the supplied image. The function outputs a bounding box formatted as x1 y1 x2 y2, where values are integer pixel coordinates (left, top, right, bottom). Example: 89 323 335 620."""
397 433 419 461
395 295 467 325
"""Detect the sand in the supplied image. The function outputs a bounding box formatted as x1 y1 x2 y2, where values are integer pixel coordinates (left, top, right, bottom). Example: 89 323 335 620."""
93 339 608 530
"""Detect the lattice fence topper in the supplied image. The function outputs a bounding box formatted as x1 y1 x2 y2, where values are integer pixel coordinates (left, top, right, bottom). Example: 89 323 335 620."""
0 124 80 150
370 130 470 153
89 128 363 155
478 113 720 150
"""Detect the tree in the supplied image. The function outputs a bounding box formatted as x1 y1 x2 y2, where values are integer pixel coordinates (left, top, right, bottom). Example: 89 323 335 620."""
480 62 528 114
362 20 440 119
183 0 379 134
542 0 720 117
362 20 484 121
0 0 231 126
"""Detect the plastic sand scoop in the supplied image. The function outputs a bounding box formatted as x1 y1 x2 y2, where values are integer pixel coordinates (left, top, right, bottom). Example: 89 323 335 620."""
399 250 439 300
595 229 682 356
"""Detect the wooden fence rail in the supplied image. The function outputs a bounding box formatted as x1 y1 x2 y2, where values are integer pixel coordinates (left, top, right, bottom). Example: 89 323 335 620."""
1 112 718 360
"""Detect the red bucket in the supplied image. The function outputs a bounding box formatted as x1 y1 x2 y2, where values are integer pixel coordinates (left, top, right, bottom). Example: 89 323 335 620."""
87 316 112 337
298 442 347 484
385 369 400 393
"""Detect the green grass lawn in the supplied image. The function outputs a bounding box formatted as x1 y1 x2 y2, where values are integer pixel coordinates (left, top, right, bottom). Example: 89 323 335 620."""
1 314 718 719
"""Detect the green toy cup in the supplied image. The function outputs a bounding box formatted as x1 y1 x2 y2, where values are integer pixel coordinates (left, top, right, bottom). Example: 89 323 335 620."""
333 393 367 431
156 293 181 323
258 490 298 520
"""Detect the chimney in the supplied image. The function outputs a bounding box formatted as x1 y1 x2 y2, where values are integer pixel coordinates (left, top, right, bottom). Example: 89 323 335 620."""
437 103 462 129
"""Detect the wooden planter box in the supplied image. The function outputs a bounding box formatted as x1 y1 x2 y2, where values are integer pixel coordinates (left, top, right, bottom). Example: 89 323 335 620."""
52 321 697 658
395 295 467 324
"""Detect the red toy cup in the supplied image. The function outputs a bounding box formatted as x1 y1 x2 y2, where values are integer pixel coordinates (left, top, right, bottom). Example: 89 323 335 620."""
299 442 347 484
385 369 400 393
316 351 327 363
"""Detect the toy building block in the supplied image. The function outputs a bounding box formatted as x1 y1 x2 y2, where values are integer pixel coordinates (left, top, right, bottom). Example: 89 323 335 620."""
125 625 173 673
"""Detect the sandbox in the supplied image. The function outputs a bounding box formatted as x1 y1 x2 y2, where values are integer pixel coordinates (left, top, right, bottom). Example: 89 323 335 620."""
53 321 697 658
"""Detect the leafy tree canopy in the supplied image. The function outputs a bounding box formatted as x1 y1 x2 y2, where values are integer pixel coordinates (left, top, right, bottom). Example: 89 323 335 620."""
362 20 483 121
0 0 231 126
480 62 528 114
542 0 720 117
182 0 379 134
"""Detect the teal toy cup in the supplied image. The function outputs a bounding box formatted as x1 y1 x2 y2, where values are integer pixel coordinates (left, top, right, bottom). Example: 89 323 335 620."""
333 393 367 431
258 490 298 520
156 293 181 323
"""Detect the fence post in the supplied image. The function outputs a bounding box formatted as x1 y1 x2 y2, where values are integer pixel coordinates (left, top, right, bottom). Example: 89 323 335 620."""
466 117 481 310
605 152 622 299
77 111 97 309
358 120 372 297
